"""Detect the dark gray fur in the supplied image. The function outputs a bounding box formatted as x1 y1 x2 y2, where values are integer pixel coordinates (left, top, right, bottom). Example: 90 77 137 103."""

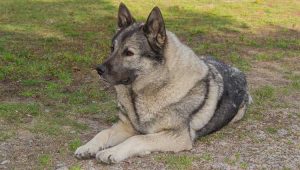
196 57 249 137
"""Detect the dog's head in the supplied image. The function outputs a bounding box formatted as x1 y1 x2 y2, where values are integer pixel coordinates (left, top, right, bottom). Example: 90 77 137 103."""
96 3 167 85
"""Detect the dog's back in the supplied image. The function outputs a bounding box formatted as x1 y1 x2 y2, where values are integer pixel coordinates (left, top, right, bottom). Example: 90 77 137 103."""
194 57 250 137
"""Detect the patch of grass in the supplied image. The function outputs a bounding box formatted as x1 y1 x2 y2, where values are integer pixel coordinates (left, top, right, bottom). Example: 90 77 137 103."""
229 53 251 72
200 153 213 162
0 102 41 123
21 79 45 86
253 85 276 106
104 114 119 124
57 71 72 85
38 154 52 167
57 52 93 66
76 101 118 123
69 165 81 170
76 103 101 114
155 154 193 170
31 120 62 136
254 53 283 61
55 23 79 37
266 127 277 134
0 131 15 142
43 82 65 100
288 74 300 90
240 162 249 169
20 90 35 97
245 106 264 121
224 153 249 169
246 85 277 121
31 116 88 136
266 38 300 49
69 139 82 152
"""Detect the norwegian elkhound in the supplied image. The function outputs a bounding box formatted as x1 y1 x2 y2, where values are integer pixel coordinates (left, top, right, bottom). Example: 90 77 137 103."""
75 3 251 163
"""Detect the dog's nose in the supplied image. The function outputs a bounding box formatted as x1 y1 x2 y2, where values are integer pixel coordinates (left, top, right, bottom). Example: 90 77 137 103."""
96 64 106 75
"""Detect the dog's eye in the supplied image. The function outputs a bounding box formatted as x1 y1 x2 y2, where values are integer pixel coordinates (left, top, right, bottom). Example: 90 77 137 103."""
124 49 134 57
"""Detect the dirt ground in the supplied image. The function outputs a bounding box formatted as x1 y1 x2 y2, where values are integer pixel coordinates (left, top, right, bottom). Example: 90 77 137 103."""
1 57 300 170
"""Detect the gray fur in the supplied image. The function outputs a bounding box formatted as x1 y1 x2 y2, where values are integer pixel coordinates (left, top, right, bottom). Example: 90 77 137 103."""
77 3 251 163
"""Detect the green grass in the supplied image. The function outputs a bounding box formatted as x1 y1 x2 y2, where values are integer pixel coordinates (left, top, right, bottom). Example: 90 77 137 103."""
69 165 82 170
287 74 300 90
0 0 299 168
266 127 278 134
0 102 41 123
240 162 249 169
30 116 88 136
253 85 276 106
228 53 251 72
200 153 213 162
155 154 194 170
0 131 15 142
254 53 283 61
246 85 277 121
69 139 82 152
38 154 52 167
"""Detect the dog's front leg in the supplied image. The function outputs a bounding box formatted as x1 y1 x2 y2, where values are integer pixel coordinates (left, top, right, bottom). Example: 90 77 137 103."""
75 120 136 159
96 129 193 163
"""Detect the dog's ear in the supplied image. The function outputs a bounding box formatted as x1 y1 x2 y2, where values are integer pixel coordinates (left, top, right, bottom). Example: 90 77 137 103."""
143 7 167 51
118 3 135 29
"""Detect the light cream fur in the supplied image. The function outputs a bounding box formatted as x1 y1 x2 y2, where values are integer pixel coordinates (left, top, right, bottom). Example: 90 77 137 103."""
74 120 135 159
96 129 192 163
190 64 223 132
131 31 209 124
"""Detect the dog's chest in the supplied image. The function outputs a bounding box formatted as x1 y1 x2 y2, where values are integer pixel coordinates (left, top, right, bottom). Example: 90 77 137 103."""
132 96 166 133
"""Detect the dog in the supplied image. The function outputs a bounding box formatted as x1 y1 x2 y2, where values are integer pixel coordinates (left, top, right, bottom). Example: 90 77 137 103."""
75 3 251 164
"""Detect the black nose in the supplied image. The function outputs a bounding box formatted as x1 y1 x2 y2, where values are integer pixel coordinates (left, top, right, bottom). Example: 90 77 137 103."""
96 64 106 75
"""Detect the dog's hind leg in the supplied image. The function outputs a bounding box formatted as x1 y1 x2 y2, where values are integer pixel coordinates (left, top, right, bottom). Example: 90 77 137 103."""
230 93 252 124
96 129 193 163
230 104 247 124
75 119 136 159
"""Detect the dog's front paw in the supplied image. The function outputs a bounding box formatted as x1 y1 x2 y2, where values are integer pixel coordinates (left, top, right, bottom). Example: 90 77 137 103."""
74 143 102 159
96 148 124 164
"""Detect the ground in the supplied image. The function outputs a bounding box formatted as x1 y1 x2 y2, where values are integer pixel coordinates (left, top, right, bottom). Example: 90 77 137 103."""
0 0 299 169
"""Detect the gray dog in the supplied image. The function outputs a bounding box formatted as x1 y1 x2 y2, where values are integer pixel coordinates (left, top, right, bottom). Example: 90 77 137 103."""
75 3 251 163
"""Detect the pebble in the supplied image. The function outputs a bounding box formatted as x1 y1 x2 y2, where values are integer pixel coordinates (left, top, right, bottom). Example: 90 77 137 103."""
0 160 10 165
277 129 288 137
256 130 266 140
56 166 68 170
56 162 68 170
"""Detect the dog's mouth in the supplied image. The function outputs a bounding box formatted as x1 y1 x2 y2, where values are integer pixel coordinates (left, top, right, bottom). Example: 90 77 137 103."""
98 73 137 86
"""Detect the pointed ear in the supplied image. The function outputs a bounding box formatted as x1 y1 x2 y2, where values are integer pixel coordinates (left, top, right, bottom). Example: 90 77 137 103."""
118 3 135 29
143 7 167 50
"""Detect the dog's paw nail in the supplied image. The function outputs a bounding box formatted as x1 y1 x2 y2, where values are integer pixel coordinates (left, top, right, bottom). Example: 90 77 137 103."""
74 144 102 159
96 150 116 164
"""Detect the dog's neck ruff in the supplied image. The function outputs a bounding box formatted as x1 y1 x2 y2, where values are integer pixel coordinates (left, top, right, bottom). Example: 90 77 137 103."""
130 31 209 116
